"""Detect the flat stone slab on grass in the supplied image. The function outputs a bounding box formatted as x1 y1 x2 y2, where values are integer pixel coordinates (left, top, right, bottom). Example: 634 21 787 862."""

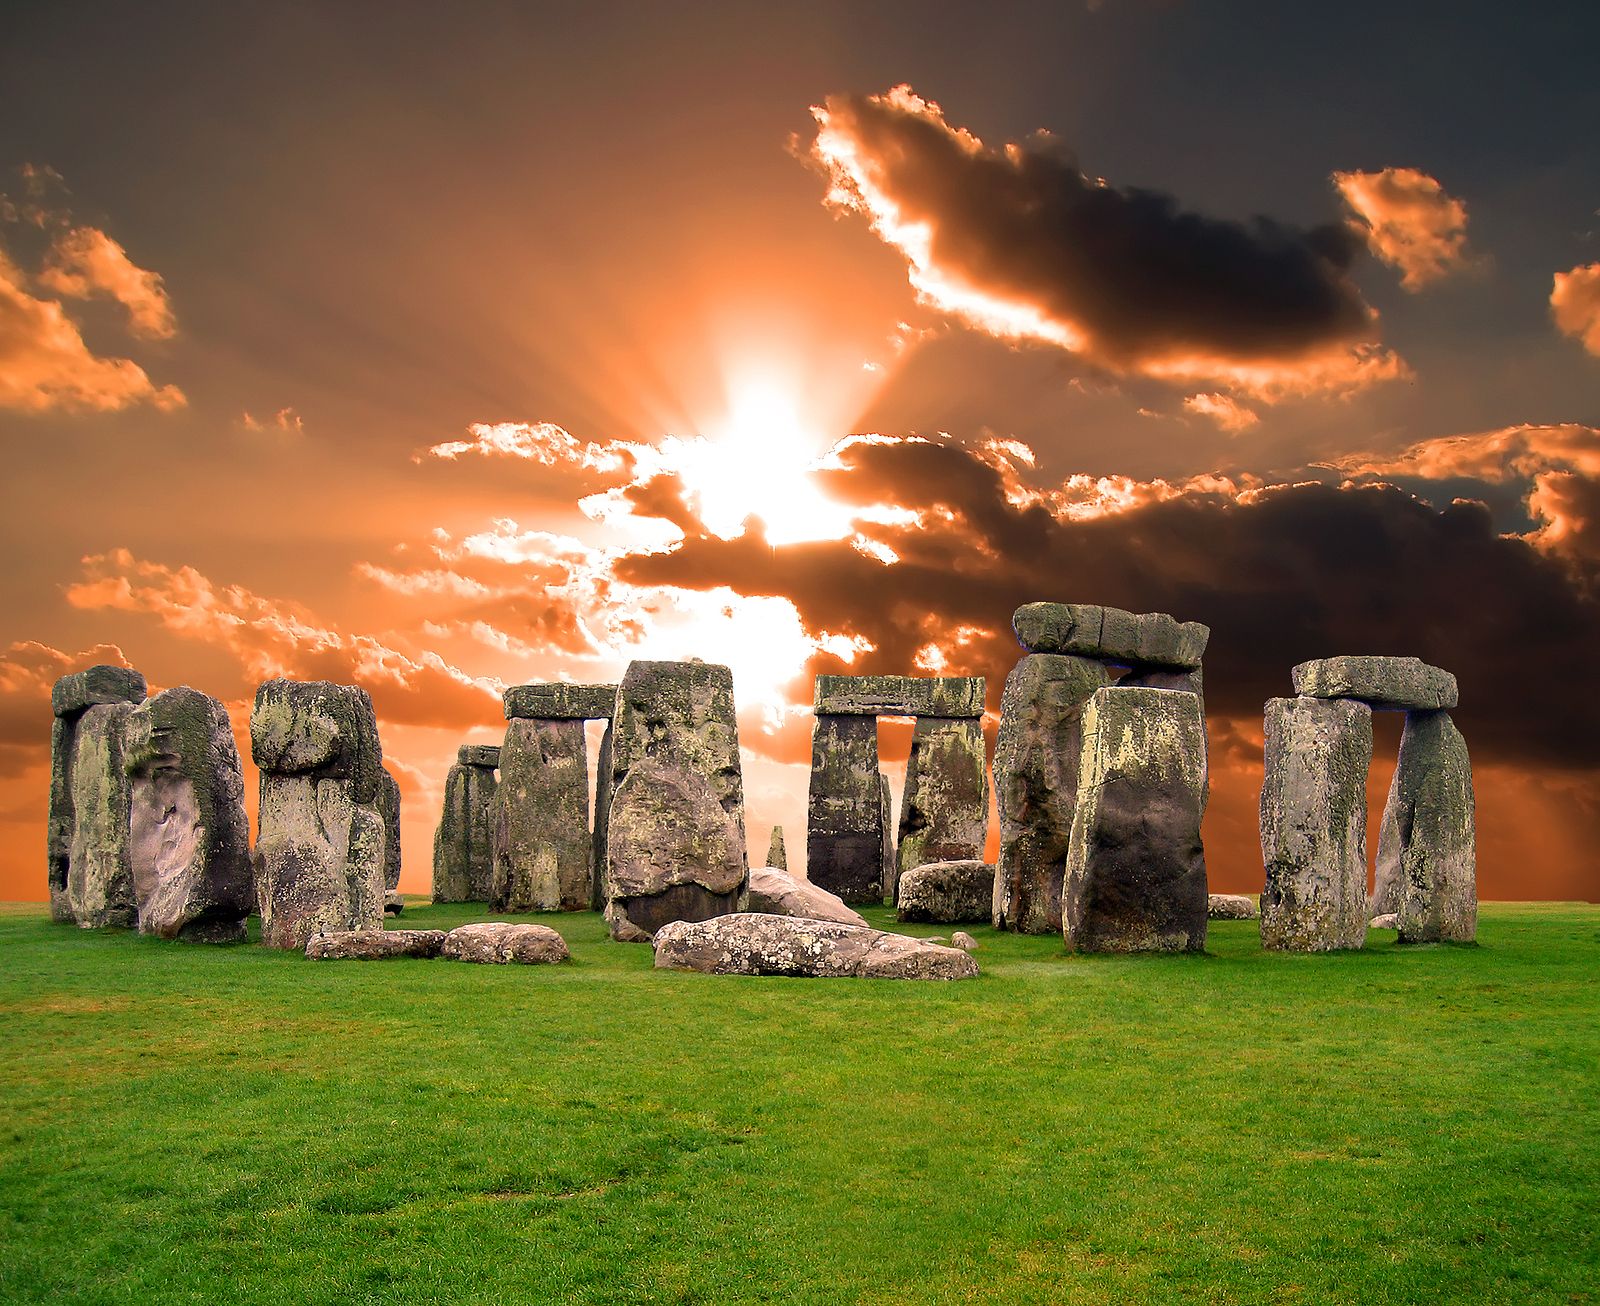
442 922 570 964
652 913 979 980
897 859 995 924
813 675 985 718
503 682 618 721
305 929 445 960
1290 656 1458 711
746 866 867 927
1207 893 1259 920
1012 603 1208 669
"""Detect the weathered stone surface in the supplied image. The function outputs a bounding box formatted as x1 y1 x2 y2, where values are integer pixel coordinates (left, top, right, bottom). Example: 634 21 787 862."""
813 674 984 718
766 825 787 871
1064 687 1209 953
503 682 618 721
458 743 500 768
1291 656 1458 711
894 718 989 901
653 913 979 980
806 714 886 904
897 860 995 924
1013 603 1208 669
606 758 746 940
51 664 147 718
878 772 895 900
65 702 139 929
305 929 444 960
432 750 498 903
992 654 1115 934
1207 893 1259 920
384 891 404 914
1376 710 1477 944
491 718 592 912
609 661 744 813
442 921 570 964
1259 695 1372 951
1118 668 1208 810
591 720 614 911
123 687 253 942
1370 913 1399 930
251 680 386 950
747 866 868 927
951 931 978 952
376 766 402 893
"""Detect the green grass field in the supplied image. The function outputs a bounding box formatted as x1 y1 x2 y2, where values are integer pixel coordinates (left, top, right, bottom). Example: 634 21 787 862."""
1 900 1596 1304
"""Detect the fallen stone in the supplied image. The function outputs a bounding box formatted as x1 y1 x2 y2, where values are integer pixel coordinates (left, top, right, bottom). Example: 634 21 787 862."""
432 748 498 902
1370 913 1399 929
1207 893 1259 920
1064 687 1209 953
1259 695 1371 951
377 766 402 893
894 718 988 901
805 713 886 904
1012 603 1208 669
442 921 570 964
123 687 253 942
502 682 618 721
897 859 995 924
305 929 445 960
747 865 868 927
490 717 592 912
384 891 405 914
652 913 979 980
1290 656 1458 711
1379 710 1477 944
766 824 788 871
951 930 978 952
65 702 140 929
51 664 147 719
813 675 985 718
992 654 1114 934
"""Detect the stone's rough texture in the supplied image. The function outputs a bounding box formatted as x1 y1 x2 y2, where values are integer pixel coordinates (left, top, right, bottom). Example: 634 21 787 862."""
65 703 139 929
503 682 618 721
591 720 614 911
897 860 996 924
376 766 402 892
1290 656 1458 711
490 718 592 912
951 931 978 952
1377 710 1477 944
1117 668 1208 810
251 680 387 950
384 891 404 914
1259 696 1372 951
1207 893 1259 920
878 772 895 900
305 929 445 960
766 825 788 871
609 661 744 813
441 922 570 964
458 744 500 768
1370 913 1399 930
993 654 1115 934
122 687 253 942
606 758 747 940
746 866 868 927
1013 603 1209 669
1064 687 1209 953
894 718 989 901
432 749 498 903
813 675 985 719
806 714 887 904
653 913 980 980
51 664 147 719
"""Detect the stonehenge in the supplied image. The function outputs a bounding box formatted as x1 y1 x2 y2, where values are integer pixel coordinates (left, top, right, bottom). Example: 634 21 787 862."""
432 744 500 903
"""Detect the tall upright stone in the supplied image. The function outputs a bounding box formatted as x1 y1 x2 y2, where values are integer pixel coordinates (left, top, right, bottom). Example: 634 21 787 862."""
432 745 498 903
1064 687 1209 953
894 718 988 902
1259 695 1372 951
49 664 146 924
992 654 1114 933
806 714 886 904
491 718 592 912
377 766 402 894
592 720 615 910
66 702 140 929
1374 710 1476 943
122 687 253 941
250 679 387 951
606 660 748 940
766 825 788 871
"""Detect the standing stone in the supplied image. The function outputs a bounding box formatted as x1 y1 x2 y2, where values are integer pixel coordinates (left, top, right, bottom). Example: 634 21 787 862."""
377 766 402 893
1259 696 1372 951
122 687 253 941
806 714 886 904
894 718 988 903
432 745 498 903
491 718 592 912
993 654 1114 934
1118 667 1208 811
251 679 387 951
606 660 748 940
1373 710 1476 944
592 720 614 910
1064 687 1208 953
65 702 140 929
49 665 146 923
766 825 788 871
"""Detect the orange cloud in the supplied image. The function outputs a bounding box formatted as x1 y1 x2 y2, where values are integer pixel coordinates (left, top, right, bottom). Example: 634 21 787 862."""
0 639 134 778
240 407 304 434
1551 262 1600 357
1332 167 1472 290
1183 392 1259 432
1331 422 1600 483
37 225 177 339
426 420 623 471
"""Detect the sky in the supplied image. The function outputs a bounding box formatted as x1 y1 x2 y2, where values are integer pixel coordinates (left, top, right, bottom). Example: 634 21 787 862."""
2 0 1597 903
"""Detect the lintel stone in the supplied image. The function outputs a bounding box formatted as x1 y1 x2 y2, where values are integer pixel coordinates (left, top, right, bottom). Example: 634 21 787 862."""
1290 656 1458 711
1012 603 1208 669
503 683 618 721
813 674 984 719
458 744 502 768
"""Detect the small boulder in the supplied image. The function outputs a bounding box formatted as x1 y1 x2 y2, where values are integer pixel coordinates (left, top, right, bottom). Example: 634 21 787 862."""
384 891 405 914
442 922 570 964
746 866 867 926
1207 893 1259 920
1370 913 1399 930
897 859 995 924
305 929 445 960
951 931 978 952
652 913 978 980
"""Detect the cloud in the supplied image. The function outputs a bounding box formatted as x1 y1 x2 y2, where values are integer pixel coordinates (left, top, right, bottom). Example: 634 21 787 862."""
37 226 177 338
1330 422 1600 484
1333 167 1473 290
0 639 133 778
1183 392 1259 432
426 420 624 471
1551 262 1600 357
240 407 304 434
806 85 1406 399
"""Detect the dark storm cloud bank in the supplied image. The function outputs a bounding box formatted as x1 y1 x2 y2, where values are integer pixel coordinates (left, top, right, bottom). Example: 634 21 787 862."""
615 437 1600 772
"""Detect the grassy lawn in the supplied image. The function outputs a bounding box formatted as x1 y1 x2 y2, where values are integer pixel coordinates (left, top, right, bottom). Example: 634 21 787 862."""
1 899 1596 1304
